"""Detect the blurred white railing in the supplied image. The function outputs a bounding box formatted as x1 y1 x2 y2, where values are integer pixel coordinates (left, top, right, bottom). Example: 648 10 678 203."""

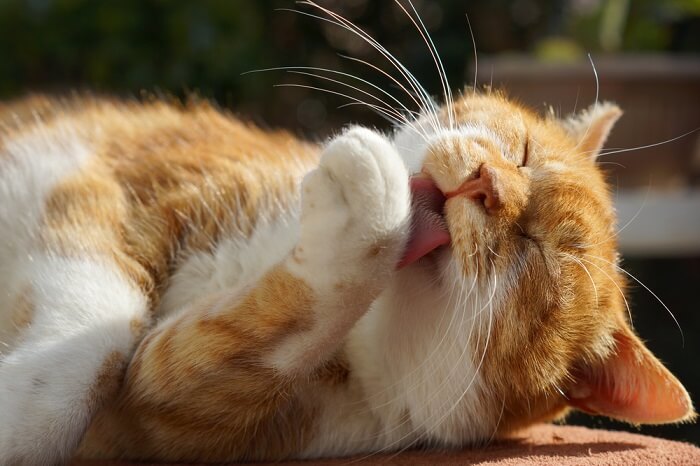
616 189 700 257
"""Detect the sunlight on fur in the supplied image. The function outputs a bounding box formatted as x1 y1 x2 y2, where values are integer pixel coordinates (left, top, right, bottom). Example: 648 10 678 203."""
0 1 694 464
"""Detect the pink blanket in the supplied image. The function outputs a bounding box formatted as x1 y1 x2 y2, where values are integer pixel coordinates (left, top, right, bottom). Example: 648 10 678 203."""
74 424 700 465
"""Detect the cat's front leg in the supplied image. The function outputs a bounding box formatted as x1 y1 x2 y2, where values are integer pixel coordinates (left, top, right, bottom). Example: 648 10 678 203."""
78 127 410 461
270 126 411 374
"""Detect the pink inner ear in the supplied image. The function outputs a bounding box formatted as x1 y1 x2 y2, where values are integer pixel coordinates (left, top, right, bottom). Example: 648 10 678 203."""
567 330 694 425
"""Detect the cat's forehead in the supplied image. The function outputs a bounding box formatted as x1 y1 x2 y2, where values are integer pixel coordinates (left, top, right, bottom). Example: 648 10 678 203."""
450 93 531 129
445 94 571 157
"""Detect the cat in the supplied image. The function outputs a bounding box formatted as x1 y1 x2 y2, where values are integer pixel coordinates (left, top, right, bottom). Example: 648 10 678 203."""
0 87 694 464
0 0 697 457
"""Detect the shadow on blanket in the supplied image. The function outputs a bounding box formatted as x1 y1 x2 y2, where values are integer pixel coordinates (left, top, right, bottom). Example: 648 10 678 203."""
74 423 699 465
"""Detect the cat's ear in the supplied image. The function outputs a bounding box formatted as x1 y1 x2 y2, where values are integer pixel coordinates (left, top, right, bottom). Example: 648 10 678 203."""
567 326 694 424
562 102 622 159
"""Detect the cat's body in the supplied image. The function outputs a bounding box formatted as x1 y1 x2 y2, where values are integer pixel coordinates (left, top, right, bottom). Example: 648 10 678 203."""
0 93 693 464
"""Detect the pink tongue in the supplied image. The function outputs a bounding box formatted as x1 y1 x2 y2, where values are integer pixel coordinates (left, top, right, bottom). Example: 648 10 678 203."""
397 176 451 269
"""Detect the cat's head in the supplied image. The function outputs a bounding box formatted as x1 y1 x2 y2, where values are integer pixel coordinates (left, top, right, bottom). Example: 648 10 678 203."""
393 91 694 435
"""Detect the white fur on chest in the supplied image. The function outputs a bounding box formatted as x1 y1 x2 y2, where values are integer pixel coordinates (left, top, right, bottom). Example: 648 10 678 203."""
303 262 499 457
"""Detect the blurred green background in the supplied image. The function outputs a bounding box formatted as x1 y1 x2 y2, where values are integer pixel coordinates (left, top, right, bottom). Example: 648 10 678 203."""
1 0 699 446
2 0 698 133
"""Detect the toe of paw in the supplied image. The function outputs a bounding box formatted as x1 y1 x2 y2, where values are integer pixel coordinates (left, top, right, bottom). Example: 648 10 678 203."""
322 127 395 175
322 128 409 208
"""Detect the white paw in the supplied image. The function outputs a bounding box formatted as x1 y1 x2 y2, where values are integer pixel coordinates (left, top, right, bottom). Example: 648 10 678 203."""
0 350 90 465
292 126 410 287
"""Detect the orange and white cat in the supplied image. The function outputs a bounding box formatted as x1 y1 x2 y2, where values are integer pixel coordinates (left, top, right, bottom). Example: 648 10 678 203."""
0 88 694 464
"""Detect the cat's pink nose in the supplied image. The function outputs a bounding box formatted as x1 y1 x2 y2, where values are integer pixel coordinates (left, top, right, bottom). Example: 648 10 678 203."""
445 164 502 212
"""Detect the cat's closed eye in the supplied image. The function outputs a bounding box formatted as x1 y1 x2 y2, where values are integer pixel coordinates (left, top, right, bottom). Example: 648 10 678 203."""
515 222 537 243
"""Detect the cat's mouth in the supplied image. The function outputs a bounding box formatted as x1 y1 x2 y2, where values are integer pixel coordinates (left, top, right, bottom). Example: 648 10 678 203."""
397 175 451 269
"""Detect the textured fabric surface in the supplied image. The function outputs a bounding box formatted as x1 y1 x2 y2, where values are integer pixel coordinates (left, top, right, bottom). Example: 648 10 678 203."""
74 424 700 465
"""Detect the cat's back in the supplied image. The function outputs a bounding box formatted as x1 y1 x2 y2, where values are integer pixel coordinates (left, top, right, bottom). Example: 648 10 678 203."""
0 95 319 316
1 95 318 180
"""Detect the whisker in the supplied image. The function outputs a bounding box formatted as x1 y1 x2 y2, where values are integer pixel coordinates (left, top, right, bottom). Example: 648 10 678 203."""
486 396 506 444
428 261 496 436
573 53 600 153
612 182 649 237
382 263 491 450
342 268 457 433
554 384 568 399
290 4 422 104
389 282 472 452
465 13 478 94
576 182 649 252
397 0 454 128
243 65 415 120
338 53 437 142
273 83 407 126
355 115 431 144
377 275 476 459
356 268 472 430
589 53 600 110
596 161 626 168
563 253 599 310
337 53 433 136
583 253 684 345
337 101 421 121
598 127 700 157
486 245 503 259
572 86 581 115
574 254 632 326
361 266 484 454
283 69 418 126
297 1 442 132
